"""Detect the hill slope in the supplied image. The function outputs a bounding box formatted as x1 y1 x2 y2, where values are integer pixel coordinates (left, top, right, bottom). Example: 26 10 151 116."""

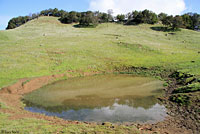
0 16 200 88
0 16 200 133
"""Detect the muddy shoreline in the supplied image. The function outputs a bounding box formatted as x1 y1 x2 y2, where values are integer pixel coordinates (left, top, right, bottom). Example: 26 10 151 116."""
0 70 199 134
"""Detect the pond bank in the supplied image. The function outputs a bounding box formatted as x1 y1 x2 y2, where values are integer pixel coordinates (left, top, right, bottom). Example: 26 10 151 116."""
0 67 199 134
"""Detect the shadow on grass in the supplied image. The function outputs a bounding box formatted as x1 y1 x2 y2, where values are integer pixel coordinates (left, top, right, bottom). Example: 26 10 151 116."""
73 24 97 28
150 26 181 32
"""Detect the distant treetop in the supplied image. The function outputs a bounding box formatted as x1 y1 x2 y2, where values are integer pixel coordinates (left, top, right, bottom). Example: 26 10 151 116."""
6 8 200 31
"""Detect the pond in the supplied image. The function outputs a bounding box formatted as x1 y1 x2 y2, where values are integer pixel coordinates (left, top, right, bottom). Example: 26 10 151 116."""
23 74 167 123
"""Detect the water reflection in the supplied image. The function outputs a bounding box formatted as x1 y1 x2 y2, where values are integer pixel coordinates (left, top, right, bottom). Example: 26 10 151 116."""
23 74 167 123
25 102 166 123
23 95 159 113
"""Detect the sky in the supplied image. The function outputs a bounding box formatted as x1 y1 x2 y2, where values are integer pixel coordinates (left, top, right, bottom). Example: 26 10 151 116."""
0 0 200 30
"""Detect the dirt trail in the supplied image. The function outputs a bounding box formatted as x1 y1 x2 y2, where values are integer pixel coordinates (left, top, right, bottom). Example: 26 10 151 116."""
0 74 64 94
0 73 192 134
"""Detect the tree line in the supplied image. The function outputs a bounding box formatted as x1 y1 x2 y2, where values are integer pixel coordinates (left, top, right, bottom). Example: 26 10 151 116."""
157 12 200 30
6 8 113 29
117 10 200 30
6 8 200 31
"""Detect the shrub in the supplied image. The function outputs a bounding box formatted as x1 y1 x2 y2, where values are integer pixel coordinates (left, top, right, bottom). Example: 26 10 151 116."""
170 94 190 105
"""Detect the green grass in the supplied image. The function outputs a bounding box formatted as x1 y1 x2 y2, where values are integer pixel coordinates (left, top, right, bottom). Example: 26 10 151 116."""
0 16 200 88
0 112 142 134
173 83 200 93
0 101 8 109
169 94 191 106
0 16 200 133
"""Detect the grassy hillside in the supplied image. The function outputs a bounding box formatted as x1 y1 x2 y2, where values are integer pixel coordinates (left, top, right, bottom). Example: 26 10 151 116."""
0 16 200 88
0 16 200 133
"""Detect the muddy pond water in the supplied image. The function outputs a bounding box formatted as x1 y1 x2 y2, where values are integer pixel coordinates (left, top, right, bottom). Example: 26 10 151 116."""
23 74 167 123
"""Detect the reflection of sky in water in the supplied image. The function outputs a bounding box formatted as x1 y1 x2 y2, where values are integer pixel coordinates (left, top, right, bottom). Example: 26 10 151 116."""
23 75 167 123
25 103 167 123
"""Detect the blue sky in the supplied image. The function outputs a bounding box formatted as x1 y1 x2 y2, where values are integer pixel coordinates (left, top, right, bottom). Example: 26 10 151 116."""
0 0 200 30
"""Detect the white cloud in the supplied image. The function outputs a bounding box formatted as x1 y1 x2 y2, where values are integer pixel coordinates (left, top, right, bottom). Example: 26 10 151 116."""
89 0 186 16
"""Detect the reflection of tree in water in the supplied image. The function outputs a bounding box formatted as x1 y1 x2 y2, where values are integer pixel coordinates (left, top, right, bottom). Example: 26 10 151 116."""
22 95 158 113
117 95 158 109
